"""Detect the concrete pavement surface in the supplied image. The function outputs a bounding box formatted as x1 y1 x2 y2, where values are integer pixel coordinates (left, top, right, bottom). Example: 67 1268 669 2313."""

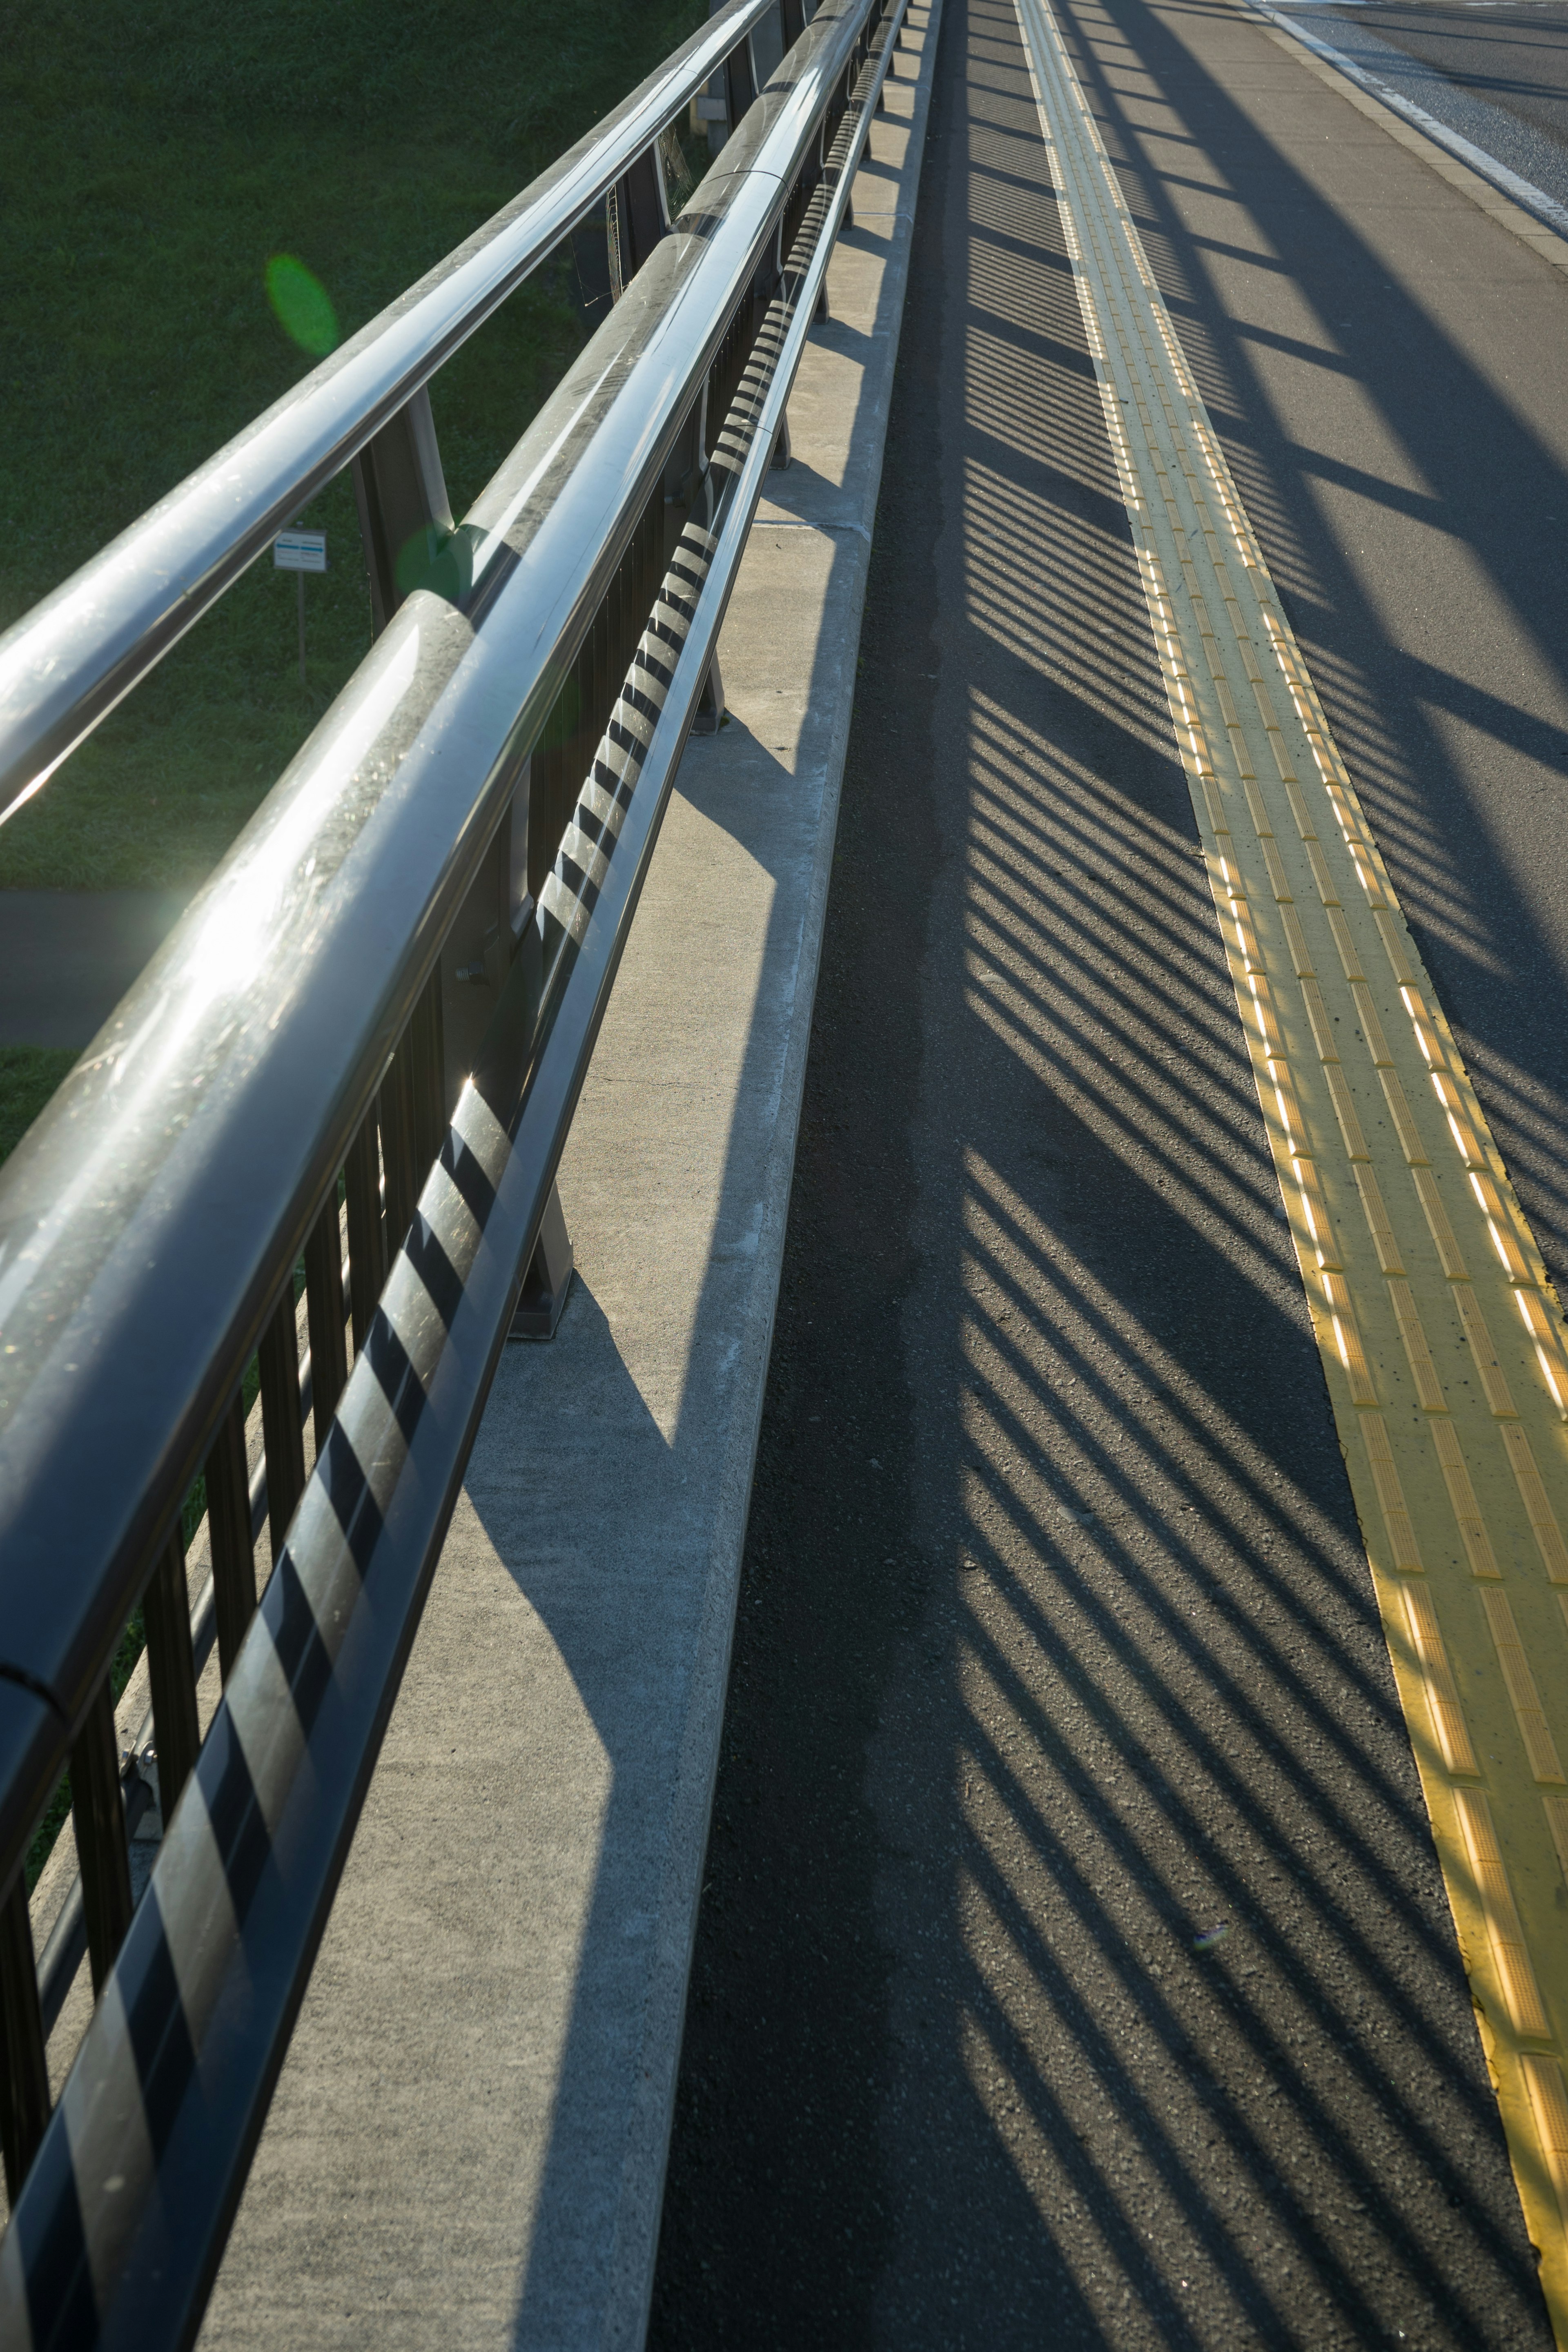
652 0 1568 2342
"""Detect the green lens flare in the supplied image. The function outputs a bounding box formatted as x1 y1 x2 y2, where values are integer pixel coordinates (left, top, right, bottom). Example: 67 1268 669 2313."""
265 254 339 356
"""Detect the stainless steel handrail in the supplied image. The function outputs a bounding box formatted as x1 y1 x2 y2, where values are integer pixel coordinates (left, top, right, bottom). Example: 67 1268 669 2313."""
0 0 782 829
0 0 873 1947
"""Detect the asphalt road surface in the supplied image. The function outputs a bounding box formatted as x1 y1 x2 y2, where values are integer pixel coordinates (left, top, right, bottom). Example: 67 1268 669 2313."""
1306 0 1568 211
1335 2 1568 188
650 0 1568 2342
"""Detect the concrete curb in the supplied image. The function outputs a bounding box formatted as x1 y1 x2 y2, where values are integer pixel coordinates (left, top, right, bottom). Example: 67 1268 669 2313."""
197 11 944 2348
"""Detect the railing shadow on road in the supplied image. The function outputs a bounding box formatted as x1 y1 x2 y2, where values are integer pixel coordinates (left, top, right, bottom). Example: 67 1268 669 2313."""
939 11 1546 2336
920 707 1533 2338
650 4 1552 2340
1044 0 1568 1290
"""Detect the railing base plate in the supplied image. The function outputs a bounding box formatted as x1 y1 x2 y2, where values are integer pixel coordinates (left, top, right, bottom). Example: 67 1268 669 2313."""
509 1181 575 1341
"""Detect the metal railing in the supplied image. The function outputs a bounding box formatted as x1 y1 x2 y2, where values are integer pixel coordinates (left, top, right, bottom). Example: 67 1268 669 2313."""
0 0 907 2334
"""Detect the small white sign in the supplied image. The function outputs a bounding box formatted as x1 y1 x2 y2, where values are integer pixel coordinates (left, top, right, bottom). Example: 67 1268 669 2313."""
274 529 327 573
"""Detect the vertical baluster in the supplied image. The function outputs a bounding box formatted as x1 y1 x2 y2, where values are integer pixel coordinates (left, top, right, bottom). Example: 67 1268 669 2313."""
206 1390 256 1680
606 567 620 726
258 1283 306 1564
724 26 757 123
589 603 607 795
411 973 446 1176
305 1189 350 1449
606 147 665 302
528 717 555 909
71 1684 131 1996
635 497 650 638
345 1111 385 1361
142 1533 200 1826
380 1035 419 1255
352 387 453 638
0 1873 50 2198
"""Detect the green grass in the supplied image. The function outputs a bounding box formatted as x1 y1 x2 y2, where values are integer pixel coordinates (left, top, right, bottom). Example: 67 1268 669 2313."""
0 0 706 891
1 0 708 1894
0 1046 77 1167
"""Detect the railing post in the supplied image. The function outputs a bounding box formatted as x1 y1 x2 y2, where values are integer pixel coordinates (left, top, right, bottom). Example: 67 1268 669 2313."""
257 1284 307 1560
724 27 758 125
206 1392 256 1682
510 1169 575 1341
556 154 690 1344
675 387 726 732
438 771 575 1339
441 794 521 1116
699 0 748 154
823 69 857 233
410 971 447 1177
379 1040 419 1258
351 385 454 638
344 1116 386 1362
0 1875 50 2198
607 146 667 303
142 1533 199 1827
304 1191 350 1448
70 1685 132 1996
333 296 579 1356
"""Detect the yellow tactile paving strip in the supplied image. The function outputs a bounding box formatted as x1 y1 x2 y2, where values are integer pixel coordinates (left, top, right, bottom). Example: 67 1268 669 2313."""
1012 0 1568 2327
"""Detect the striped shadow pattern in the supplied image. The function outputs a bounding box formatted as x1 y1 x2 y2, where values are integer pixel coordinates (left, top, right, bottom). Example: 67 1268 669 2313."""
541 523 718 953
0 1072 528 2350
1014 0 1568 2328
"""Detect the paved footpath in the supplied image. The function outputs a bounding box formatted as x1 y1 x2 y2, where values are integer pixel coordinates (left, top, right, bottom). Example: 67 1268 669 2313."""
653 0 1568 2344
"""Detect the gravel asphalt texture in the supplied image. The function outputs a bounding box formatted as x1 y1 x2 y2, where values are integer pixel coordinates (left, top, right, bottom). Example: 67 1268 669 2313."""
1292 1 1568 214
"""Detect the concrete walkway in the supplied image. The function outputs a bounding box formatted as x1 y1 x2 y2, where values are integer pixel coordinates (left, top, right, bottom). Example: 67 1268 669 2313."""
196 13 942 2348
